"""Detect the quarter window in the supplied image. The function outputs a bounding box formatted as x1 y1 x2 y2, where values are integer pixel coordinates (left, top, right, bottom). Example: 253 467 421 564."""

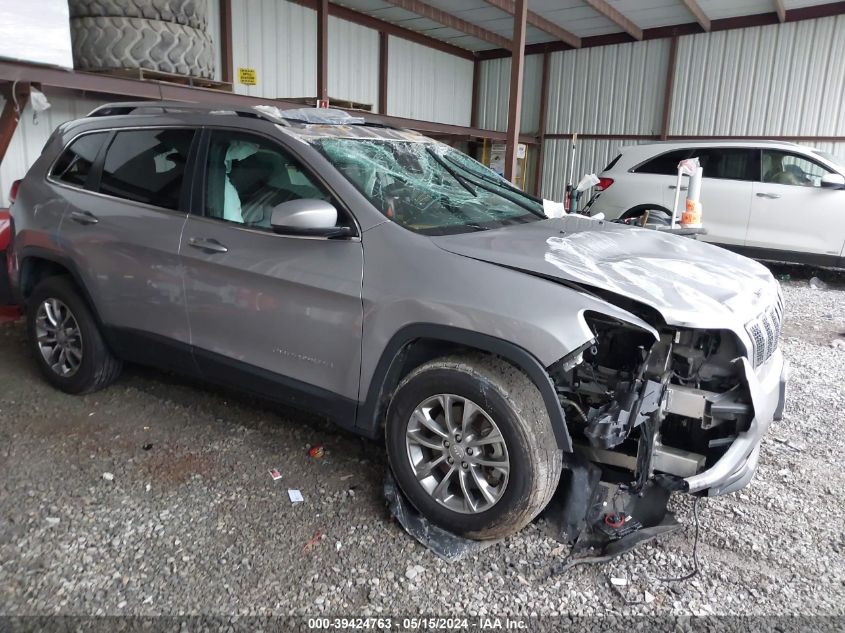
762 150 834 187
204 130 334 230
51 132 109 187
99 129 195 210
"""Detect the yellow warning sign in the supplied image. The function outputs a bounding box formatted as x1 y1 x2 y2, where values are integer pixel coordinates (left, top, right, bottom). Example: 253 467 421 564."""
238 67 257 86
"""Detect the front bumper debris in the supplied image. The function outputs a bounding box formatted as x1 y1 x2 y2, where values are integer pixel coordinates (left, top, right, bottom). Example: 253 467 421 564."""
684 349 789 495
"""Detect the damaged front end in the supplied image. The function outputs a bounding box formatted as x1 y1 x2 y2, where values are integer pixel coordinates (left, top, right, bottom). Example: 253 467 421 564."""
544 303 788 553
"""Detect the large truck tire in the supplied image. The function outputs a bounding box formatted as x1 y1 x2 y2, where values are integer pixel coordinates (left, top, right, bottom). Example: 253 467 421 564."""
70 17 214 79
68 0 208 30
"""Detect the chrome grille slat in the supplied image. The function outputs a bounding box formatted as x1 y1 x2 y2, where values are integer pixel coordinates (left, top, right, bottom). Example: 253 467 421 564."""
745 294 784 368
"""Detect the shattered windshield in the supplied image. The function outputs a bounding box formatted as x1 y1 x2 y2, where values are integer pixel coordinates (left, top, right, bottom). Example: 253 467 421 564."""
312 138 544 235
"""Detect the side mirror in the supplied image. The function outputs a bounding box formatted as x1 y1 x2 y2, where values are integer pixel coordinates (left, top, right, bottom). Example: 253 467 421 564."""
270 199 353 238
820 173 845 190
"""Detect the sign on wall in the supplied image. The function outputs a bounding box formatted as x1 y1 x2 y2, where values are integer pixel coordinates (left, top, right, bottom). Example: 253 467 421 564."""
238 67 257 86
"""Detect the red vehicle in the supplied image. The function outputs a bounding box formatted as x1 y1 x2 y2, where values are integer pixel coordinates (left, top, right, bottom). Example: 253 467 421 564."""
0 180 22 321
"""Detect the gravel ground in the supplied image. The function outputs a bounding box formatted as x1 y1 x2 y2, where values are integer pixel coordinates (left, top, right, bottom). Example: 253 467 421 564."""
0 265 843 621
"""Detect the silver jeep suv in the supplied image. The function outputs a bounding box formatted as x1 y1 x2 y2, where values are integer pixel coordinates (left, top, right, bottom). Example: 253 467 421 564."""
8 103 788 539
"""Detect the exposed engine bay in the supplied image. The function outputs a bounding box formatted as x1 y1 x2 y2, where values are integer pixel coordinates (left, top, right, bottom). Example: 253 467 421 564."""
552 314 753 491
542 311 759 553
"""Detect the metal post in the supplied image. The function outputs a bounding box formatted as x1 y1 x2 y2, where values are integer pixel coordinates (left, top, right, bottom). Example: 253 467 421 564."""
317 0 329 102
378 32 389 114
504 0 527 184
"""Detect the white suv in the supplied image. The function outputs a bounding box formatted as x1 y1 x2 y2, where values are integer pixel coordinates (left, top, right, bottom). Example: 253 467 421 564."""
587 141 845 268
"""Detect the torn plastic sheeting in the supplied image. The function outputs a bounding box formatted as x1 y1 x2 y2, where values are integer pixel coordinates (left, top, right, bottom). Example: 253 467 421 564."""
384 472 498 562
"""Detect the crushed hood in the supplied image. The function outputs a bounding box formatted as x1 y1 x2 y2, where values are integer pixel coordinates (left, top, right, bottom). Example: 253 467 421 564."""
431 216 778 330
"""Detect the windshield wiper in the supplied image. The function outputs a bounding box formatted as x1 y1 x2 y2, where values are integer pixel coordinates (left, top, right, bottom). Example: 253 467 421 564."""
426 147 477 197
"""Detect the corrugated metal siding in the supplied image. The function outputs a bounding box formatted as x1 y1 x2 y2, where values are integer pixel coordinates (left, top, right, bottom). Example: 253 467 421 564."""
670 15 845 136
387 36 473 126
230 1 379 107
0 92 110 206
231 0 317 99
545 38 670 135
328 18 380 111
540 138 648 201
476 54 543 134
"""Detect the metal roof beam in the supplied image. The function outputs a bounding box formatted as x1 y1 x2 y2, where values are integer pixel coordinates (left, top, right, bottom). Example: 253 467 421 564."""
484 0 581 48
681 0 711 31
583 0 643 40
381 0 511 49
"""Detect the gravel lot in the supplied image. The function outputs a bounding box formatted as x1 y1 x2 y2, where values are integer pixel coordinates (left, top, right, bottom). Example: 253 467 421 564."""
1 264 843 621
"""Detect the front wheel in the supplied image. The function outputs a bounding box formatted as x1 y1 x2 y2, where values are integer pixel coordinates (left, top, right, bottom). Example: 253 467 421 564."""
385 356 562 540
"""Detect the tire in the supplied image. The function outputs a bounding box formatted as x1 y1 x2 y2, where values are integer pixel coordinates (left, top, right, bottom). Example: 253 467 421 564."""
26 276 122 395
69 0 208 30
620 204 672 226
70 16 215 79
385 355 562 540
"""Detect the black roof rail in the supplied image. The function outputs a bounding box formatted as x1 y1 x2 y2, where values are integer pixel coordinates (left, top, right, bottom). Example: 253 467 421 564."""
86 101 274 122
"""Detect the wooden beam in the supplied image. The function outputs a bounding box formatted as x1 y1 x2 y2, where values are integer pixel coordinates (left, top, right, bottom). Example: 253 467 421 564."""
583 0 643 40
317 0 328 101
382 0 511 49
660 35 678 140
774 0 786 23
0 83 29 165
378 32 388 115
504 0 527 183
483 0 580 48
681 0 711 31
219 0 233 84
532 51 550 196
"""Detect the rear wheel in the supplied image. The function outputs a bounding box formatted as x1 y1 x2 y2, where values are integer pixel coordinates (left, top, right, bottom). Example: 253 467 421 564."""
386 355 562 539
619 204 672 227
26 276 122 394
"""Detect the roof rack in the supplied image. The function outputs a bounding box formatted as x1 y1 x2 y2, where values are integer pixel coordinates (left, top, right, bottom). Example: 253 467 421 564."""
86 101 278 123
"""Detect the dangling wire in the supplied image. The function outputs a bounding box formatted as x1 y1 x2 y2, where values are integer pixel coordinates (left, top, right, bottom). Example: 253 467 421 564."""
656 496 702 582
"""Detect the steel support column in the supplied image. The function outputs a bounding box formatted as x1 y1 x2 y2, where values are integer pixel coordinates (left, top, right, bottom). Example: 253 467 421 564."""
317 0 329 102
504 0 527 183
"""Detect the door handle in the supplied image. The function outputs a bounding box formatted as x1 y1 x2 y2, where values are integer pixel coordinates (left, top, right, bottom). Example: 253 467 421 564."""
70 210 99 225
668 185 688 190
755 192 781 199
188 237 229 254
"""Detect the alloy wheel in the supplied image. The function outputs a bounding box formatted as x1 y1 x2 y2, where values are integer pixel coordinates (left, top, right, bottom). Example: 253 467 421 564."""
35 298 84 377
405 394 510 514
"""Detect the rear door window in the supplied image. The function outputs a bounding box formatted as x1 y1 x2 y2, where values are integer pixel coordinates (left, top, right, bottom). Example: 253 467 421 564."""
50 132 109 188
634 149 692 175
98 128 195 210
694 148 757 181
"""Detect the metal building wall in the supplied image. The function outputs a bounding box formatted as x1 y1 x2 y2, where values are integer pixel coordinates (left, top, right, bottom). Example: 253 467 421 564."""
230 0 317 99
328 18 380 111
476 54 543 134
539 39 670 200
230 1 380 109
670 15 845 137
387 36 473 126
0 92 110 206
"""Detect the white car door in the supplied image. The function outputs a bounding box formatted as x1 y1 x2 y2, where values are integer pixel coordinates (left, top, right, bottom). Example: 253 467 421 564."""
746 149 845 261
689 147 756 247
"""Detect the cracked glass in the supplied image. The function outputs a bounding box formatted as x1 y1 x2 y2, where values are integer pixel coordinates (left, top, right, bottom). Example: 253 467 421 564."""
312 138 545 235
